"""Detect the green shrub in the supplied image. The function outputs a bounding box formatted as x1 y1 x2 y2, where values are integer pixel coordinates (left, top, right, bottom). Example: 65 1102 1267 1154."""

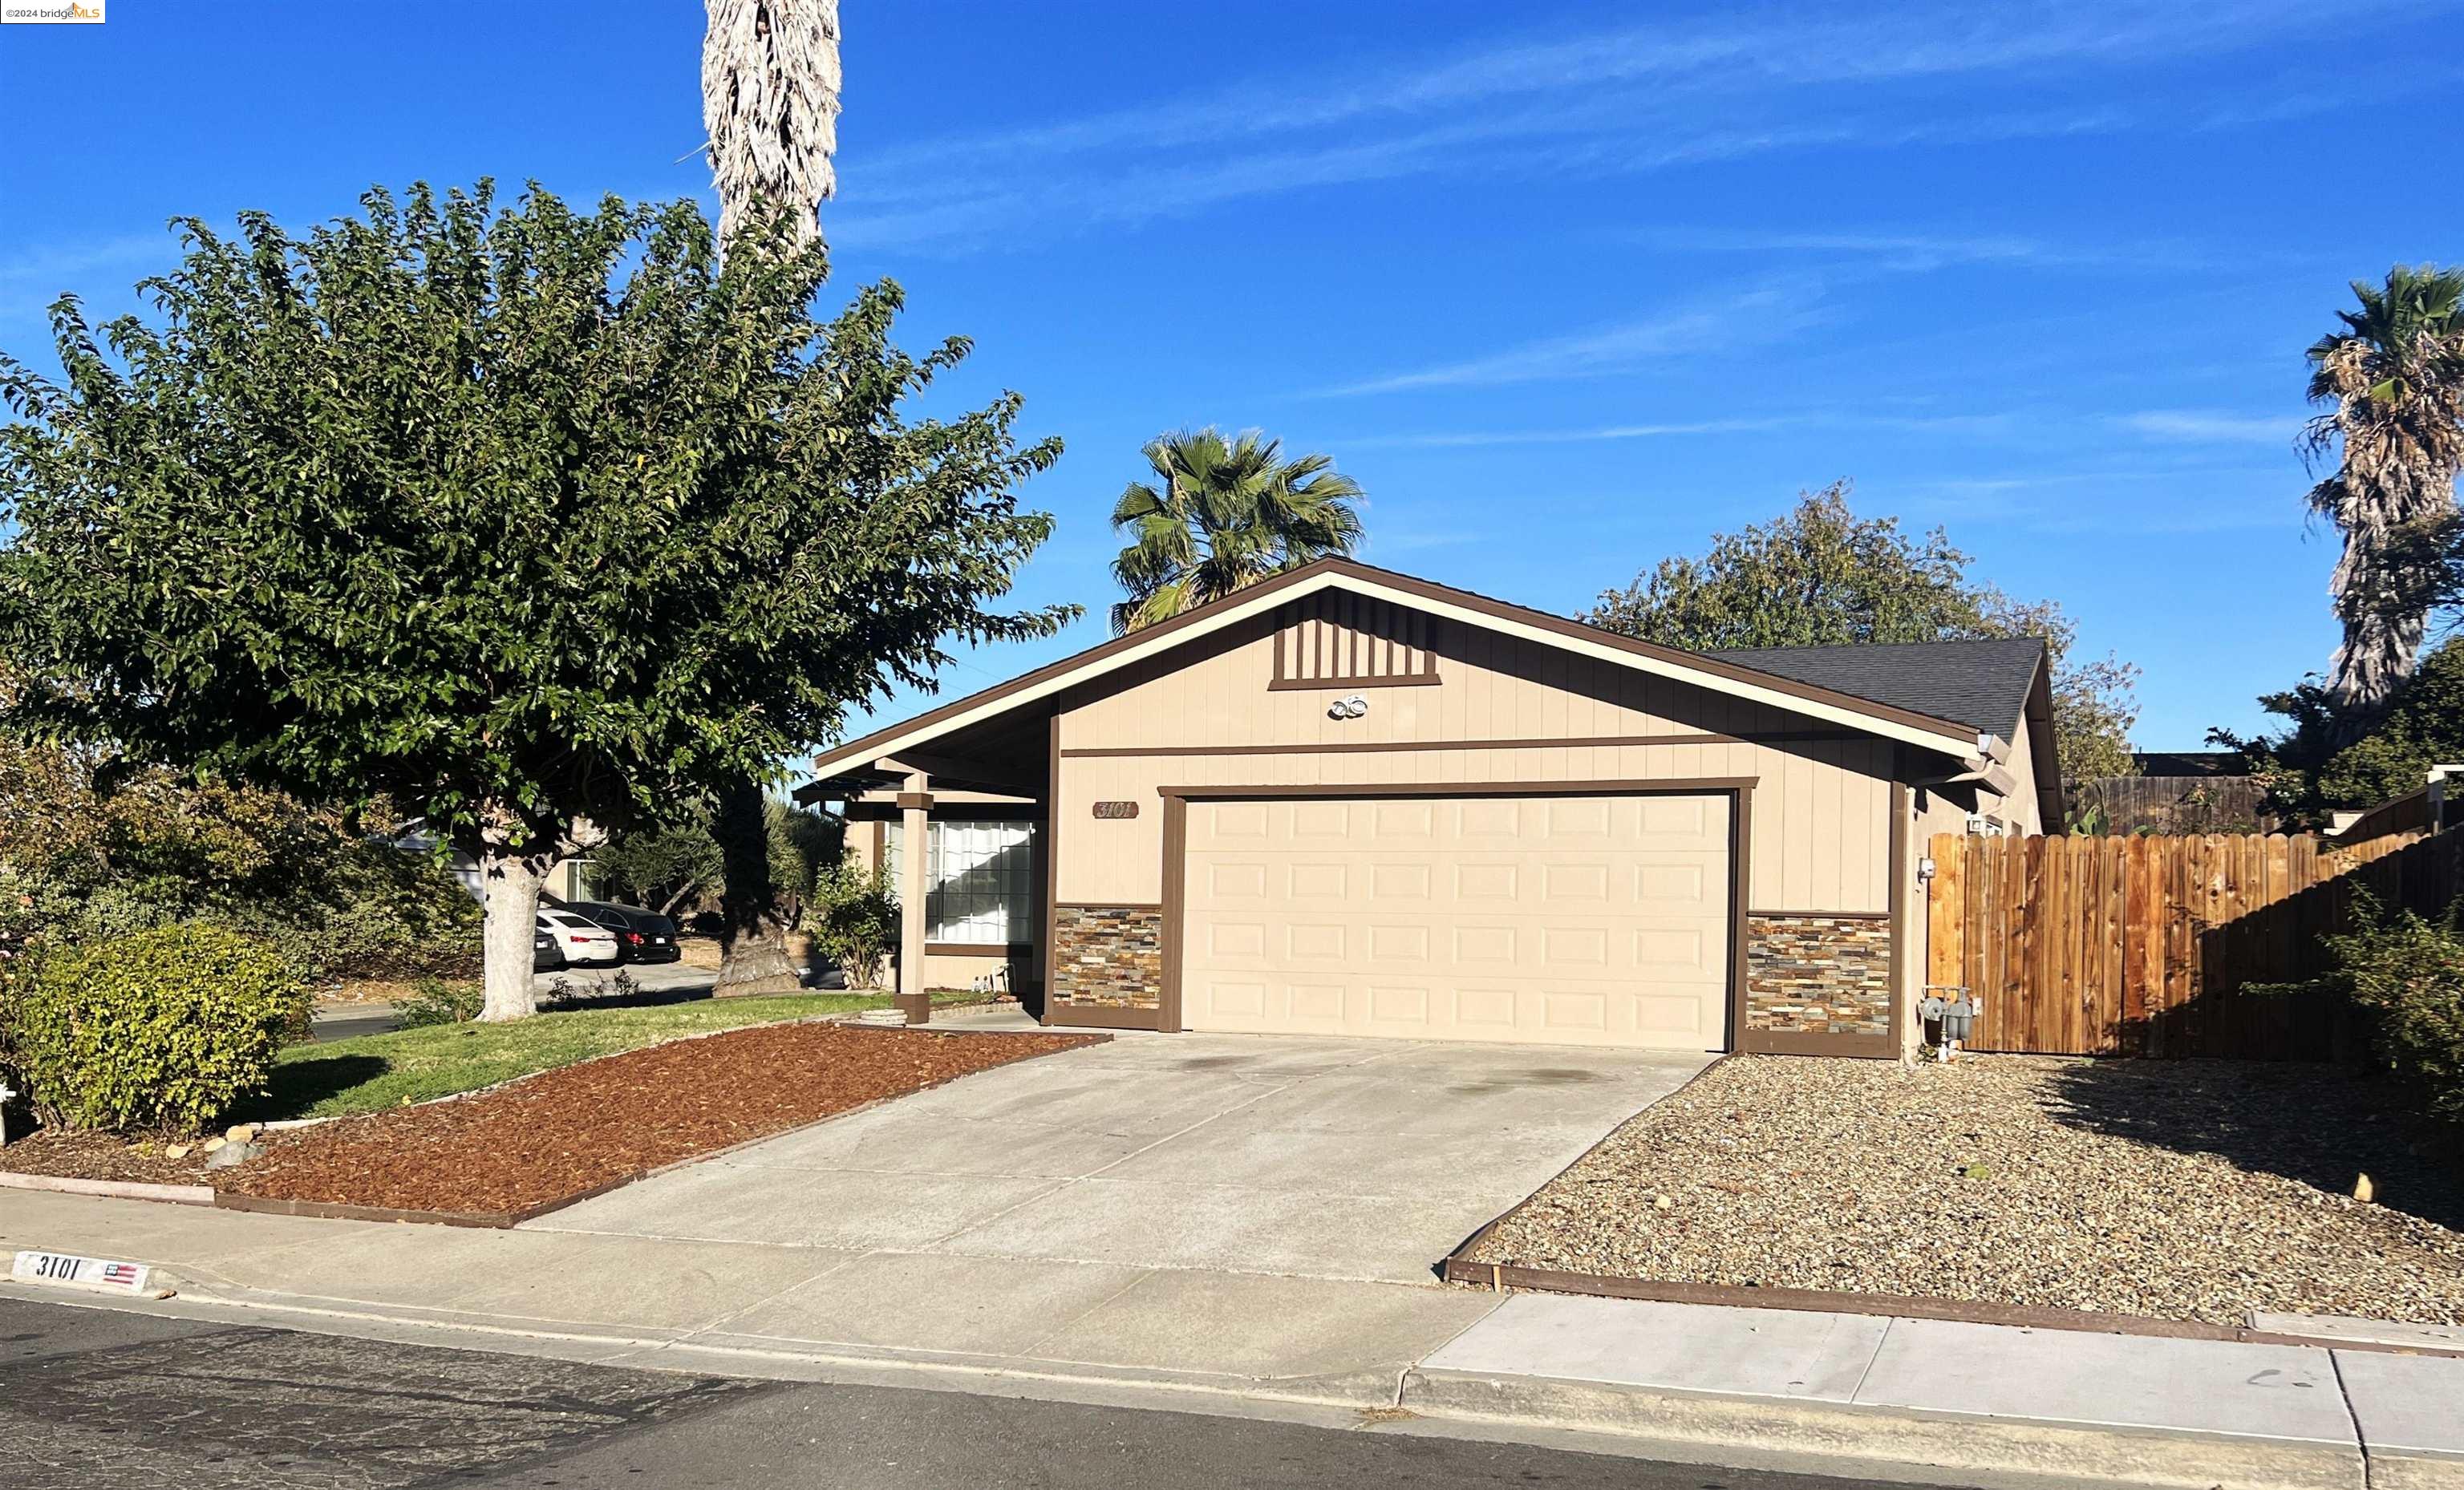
2295 891 2464 1118
394 977 484 1028
1 925 310 1135
808 864 898 990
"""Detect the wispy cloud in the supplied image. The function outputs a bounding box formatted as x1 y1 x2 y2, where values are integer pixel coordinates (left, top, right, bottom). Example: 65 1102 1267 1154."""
1345 419 1789 450
0 232 168 319
1613 225 2229 273
831 1 2439 253
2116 410 2304 444
1316 282 1826 398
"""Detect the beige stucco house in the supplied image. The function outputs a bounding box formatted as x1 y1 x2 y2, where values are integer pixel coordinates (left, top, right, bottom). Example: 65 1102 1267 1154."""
802 559 2057 1059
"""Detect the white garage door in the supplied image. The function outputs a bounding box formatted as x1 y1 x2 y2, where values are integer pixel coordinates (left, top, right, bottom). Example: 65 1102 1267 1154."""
1179 792 1732 1051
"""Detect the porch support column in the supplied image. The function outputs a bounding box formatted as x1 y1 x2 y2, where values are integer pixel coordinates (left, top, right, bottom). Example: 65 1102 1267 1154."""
898 771 932 1000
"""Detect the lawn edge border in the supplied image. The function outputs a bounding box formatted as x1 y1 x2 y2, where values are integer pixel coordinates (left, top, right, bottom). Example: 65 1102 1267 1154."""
1433 1052 2464 1362
0 1170 216 1206
217 1026 1111 1229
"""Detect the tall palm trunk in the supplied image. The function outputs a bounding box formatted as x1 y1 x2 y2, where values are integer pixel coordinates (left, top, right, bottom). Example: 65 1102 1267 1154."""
702 0 839 249
701 0 841 994
2304 266 2464 740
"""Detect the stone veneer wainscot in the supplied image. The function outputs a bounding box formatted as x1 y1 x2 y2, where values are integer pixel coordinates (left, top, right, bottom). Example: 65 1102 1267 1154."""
1744 913 1893 1036
1052 905 1164 1009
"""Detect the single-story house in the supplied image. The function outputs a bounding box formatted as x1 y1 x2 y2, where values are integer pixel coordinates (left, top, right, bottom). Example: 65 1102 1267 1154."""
800 558 2057 1059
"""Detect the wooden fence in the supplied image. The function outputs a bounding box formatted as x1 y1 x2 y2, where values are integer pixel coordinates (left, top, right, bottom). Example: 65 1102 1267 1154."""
1924 828 2460 1059
2061 774 2274 835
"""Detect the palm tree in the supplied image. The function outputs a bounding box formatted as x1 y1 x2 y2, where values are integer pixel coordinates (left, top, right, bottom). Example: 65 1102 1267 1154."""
699 0 841 997
2303 264 2464 728
702 0 841 248
1109 428 1366 634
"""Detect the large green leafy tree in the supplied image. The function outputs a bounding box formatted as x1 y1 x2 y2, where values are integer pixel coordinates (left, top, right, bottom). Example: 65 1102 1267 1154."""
2215 638 2464 824
1109 427 1364 633
1586 481 2141 779
0 182 1068 1020
2301 265 2464 728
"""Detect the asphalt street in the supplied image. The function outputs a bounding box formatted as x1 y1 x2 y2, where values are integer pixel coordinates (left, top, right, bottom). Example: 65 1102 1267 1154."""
0 1294 1939 1490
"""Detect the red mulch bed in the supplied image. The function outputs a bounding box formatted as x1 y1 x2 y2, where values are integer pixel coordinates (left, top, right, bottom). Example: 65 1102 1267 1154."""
0 1129 213 1186
221 1024 1102 1218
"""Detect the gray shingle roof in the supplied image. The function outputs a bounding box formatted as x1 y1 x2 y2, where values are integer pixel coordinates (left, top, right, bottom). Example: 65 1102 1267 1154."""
1705 637 2045 738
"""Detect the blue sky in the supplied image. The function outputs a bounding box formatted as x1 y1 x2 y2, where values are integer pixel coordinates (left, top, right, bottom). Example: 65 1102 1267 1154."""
5 1 2460 751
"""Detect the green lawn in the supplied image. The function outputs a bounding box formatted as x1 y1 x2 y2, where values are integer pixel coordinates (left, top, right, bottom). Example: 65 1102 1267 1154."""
242 990 971 1122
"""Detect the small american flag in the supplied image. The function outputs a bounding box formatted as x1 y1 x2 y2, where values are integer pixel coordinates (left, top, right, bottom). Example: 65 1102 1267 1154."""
98 1261 142 1286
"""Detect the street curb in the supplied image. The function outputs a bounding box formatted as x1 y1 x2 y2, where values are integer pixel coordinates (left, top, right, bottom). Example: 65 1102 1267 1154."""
2372 1452 2464 1490
0 1172 215 1206
1399 1366 2366 1490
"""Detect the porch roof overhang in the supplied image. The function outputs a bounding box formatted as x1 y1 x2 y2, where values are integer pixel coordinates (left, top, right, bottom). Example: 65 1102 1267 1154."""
796 558 1989 801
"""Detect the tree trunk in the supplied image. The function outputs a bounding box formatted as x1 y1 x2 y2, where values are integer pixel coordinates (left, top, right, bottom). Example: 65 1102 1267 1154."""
713 772 801 997
476 836 553 1022
658 880 701 919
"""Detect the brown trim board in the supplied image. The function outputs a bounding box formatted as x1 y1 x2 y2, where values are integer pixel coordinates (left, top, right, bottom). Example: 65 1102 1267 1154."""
1887 775 1911 1058
1060 731 1858 759
1053 900 1165 911
1040 711 1060 1022
926 941 1031 958
1154 777 1758 800
1160 794 1187 1032
1745 908 1891 921
1264 674 1442 692
1728 786 1751 1054
804 556 1978 790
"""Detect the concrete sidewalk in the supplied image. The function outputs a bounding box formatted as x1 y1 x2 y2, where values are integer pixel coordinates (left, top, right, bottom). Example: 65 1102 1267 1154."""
1412 1293 2464 1490
9 1188 2463 1490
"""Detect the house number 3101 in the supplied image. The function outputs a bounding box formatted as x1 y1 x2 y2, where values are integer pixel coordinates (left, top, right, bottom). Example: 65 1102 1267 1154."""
1091 800 1140 820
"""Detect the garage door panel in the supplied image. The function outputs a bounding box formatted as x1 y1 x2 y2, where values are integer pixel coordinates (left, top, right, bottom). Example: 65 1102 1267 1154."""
1369 861 1431 900
1287 861 1348 899
1183 792 1730 1051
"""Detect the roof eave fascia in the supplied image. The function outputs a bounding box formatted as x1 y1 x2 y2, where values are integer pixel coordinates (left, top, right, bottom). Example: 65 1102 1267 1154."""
803 568 1980 786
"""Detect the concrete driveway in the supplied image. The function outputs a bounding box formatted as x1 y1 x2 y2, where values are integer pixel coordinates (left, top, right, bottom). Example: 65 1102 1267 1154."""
528 1029 1713 1286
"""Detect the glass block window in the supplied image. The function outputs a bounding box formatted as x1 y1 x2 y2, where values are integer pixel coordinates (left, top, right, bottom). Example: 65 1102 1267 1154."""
886 820 1037 945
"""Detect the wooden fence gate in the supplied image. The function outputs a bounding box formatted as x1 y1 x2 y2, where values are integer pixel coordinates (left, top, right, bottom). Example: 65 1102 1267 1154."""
1924 828 2458 1059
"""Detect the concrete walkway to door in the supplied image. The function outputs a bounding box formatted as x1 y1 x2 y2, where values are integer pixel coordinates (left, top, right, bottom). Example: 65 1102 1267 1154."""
526 1028 1715 1286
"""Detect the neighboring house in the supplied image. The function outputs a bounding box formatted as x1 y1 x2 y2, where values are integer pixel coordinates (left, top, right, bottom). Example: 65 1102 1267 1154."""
2323 763 2462 842
390 825 598 905
802 558 2057 1060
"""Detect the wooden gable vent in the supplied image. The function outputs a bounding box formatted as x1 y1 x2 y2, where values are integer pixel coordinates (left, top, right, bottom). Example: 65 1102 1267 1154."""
1270 592 1441 690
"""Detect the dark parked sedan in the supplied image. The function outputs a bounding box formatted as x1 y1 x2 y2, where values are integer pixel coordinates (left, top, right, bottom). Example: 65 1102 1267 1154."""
533 927 565 972
565 901 683 964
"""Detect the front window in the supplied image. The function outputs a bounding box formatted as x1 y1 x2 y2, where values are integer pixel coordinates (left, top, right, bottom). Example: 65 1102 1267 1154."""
887 819 1038 946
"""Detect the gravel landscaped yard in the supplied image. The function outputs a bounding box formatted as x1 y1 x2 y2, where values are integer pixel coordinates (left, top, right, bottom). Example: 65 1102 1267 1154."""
1466 1055 2464 1327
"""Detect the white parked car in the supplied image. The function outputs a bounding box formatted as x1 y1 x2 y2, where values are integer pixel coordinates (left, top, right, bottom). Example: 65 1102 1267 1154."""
537 909 619 966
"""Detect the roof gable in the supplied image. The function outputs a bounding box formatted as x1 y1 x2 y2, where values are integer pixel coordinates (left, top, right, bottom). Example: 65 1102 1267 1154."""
803 560 1992 790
